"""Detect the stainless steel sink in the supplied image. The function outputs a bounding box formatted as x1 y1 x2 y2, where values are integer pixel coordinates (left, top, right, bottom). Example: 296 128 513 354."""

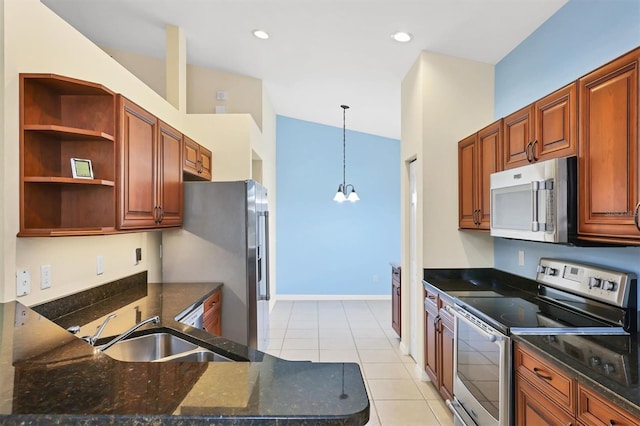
101 332 232 362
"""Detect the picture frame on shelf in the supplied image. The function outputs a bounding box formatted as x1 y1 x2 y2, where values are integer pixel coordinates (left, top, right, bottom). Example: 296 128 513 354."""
70 158 94 179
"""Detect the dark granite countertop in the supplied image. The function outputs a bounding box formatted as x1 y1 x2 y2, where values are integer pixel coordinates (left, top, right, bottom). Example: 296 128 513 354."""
423 267 640 418
0 274 369 425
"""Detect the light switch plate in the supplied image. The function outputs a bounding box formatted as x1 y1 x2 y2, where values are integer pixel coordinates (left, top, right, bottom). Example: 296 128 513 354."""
40 265 51 289
97 255 104 275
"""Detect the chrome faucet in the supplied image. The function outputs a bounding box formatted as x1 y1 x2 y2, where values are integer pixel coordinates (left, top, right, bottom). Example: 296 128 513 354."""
97 315 160 352
82 313 117 346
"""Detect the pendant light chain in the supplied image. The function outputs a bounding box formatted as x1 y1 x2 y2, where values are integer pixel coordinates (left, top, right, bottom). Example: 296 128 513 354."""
342 104 348 186
333 104 359 202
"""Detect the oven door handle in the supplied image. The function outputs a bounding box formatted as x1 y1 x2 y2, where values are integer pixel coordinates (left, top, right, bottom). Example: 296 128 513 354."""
446 305 506 342
446 399 477 426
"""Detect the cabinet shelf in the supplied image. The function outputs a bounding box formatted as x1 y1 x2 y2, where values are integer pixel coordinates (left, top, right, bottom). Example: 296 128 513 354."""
24 177 115 186
18 227 118 237
23 124 114 142
20 73 117 236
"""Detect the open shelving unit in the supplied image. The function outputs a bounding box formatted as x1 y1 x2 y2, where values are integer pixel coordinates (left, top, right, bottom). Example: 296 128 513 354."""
20 74 117 236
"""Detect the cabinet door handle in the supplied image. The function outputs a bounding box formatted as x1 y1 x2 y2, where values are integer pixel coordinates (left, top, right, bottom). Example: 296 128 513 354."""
530 139 538 161
609 420 616 426
525 141 532 162
396 287 400 296
153 206 159 223
533 367 552 380
634 202 640 231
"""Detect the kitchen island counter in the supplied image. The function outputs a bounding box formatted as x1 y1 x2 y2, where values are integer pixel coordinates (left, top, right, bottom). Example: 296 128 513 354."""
0 274 369 425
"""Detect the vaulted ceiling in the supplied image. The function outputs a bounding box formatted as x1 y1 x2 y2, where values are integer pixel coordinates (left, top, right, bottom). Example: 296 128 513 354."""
42 0 568 139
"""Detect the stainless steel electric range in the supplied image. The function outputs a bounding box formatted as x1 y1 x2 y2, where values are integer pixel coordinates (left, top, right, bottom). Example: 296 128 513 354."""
444 258 637 426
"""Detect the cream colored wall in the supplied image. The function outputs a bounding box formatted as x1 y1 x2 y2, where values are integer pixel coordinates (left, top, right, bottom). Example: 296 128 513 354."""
187 65 263 130
102 46 264 131
400 50 495 375
0 0 6 303
101 47 167 98
420 51 495 268
1 0 186 303
1 0 268 303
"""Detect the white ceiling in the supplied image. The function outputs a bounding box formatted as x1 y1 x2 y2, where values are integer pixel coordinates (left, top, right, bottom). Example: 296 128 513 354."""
41 0 567 139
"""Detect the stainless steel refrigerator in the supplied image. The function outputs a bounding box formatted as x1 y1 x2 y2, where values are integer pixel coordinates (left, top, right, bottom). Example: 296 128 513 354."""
162 180 270 351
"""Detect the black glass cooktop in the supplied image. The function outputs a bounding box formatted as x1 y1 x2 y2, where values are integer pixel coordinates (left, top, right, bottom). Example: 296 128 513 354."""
455 295 619 336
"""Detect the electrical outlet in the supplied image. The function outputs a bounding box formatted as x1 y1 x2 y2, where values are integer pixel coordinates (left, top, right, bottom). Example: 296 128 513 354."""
518 250 525 266
40 265 51 289
135 247 142 265
97 255 104 275
216 90 227 101
16 269 31 296
373 274 379 283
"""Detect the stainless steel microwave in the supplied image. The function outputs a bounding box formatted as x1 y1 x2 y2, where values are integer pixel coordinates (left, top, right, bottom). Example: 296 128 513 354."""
490 157 577 243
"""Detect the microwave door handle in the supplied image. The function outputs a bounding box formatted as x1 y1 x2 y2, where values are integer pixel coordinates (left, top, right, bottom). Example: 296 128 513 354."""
531 181 540 232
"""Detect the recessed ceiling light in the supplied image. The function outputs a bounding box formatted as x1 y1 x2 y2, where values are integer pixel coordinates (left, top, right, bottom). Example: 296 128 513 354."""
391 31 412 43
252 29 270 40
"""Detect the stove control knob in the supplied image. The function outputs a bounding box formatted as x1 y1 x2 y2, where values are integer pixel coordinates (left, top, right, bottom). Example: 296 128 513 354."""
544 267 558 276
602 280 616 291
603 363 616 375
588 277 601 289
589 356 601 367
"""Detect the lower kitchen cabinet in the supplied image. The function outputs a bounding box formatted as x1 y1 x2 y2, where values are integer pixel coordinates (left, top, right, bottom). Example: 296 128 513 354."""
514 342 640 426
424 287 454 401
515 373 574 426
577 385 640 426
202 289 221 336
391 265 401 337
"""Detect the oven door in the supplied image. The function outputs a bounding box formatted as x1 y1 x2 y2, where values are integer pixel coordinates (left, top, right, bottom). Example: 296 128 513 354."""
447 305 511 426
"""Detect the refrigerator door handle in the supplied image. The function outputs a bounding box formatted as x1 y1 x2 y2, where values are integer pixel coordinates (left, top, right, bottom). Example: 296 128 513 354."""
263 210 271 301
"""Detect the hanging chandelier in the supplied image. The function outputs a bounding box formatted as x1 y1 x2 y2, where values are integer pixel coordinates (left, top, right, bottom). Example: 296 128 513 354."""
333 105 359 203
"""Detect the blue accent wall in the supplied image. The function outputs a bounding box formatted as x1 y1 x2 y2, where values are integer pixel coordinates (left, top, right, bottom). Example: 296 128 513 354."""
494 0 640 279
276 116 400 295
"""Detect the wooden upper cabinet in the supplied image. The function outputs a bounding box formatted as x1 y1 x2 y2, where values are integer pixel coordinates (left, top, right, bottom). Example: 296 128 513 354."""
504 105 534 169
535 83 577 160
183 135 212 181
19 74 117 236
157 120 184 227
458 134 477 229
117 96 183 229
458 120 502 230
504 83 577 170
118 96 158 229
578 48 640 244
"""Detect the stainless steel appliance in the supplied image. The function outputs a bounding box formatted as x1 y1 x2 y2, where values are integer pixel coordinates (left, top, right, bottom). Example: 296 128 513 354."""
162 180 270 351
490 156 576 243
176 303 204 329
446 258 637 426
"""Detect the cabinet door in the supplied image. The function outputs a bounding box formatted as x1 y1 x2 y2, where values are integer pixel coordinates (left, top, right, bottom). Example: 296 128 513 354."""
515 374 575 426
458 134 478 229
577 385 640 426
534 82 577 161
183 135 200 176
157 120 183 227
118 97 157 229
424 292 439 385
439 308 454 401
578 48 640 244
504 105 535 169
476 120 503 229
391 267 401 336
199 145 213 181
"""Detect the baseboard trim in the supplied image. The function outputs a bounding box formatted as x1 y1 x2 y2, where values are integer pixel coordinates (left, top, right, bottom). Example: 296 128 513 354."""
274 294 392 301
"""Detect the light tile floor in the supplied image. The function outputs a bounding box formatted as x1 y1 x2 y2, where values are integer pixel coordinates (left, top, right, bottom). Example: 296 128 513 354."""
265 300 454 426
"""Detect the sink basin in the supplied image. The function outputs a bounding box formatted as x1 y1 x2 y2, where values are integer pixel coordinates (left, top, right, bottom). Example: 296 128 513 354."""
101 331 232 362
